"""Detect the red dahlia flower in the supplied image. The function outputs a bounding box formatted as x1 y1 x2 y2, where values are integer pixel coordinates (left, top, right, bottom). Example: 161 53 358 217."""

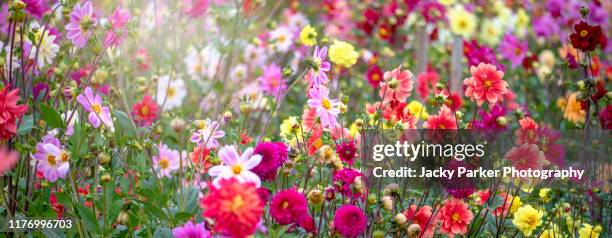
132 95 159 126
0 86 27 140
570 21 607 52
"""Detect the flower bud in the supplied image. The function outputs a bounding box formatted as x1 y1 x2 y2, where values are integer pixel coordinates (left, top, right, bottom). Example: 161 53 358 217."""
98 153 111 165
308 189 324 205
367 195 377 205
580 6 589 18
101 174 112 183
394 213 407 225
372 230 385 238
496 116 508 126
577 81 585 90
407 223 422 238
354 176 366 193
384 183 400 196
381 195 393 211
325 187 335 201
222 111 233 122
170 118 186 132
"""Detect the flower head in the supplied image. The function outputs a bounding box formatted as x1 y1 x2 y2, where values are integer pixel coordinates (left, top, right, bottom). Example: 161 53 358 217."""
329 40 358 68
65 1 97 48
335 140 357 165
299 24 317 46
104 8 130 48
152 143 181 178
578 224 603 238
270 187 309 225
209 145 262 187
333 205 366 238
512 205 544 236
448 5 476 38
499 34 528 67
251 142 288 181
200 178 264 238
132 95 159 126
463 63 508 106
307 86 341 128
333 168 366 200
379 66 414 104
438 198 473 236
172 221 211 238
156 75 187 111
76 87 114 130
504 143 545 170
308 46 331 88
423 105 457 129
563 93 586 124
190 119 225 149
570 21 607 52
0 86 27 140
0 147 19 175
34 135 70 182
258 63 286 97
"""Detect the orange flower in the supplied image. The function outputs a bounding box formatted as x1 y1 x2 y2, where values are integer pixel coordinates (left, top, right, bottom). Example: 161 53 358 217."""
563 93 586 124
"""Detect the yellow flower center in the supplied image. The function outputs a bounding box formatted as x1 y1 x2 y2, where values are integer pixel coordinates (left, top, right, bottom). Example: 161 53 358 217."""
47 155 57 166
230 195 245 212
159 158 169 169
141 106 149 115
277 35 286 43
458 20 467 29
232 164 243 174
372 73 380 82
282 201 289 209
92 104 102 114
452 213 460 222
484 80 492 88
321 99 332 110
580 30 588 37
60 151 70 162
167 87 176 97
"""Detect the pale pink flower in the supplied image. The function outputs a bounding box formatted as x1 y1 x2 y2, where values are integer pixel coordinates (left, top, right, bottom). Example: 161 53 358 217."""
103 8 130 48
379 66 414 104
208 145 262 187
0 147 19 175
504 144 545 170
307 86 340 128
65 1 97 48
152 143 181 178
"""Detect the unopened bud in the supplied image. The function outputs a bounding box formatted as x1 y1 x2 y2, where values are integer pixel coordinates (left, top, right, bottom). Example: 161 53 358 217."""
382 195 393 211
222 111 233 122
101 174 112 183
98 153 111 165
307 189 324 205
496 116 508 126
407 224 422 238
394 213 407 225
170 118 186 132
580 6 589 18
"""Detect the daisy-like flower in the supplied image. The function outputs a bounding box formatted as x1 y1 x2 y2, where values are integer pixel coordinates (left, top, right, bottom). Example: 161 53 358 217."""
33 135 70 182
308 46 331 88
156 75 187 111
172 221 210 238
190 119 225 149
32 29 59 67
379 66 414 104
76 87 114 130
184 45 220 80
307 86 341 128
499 33 528 68
463 63 508 106
448 5 476 39
131 95 159 126
208 145 262 187
423 105 457 129
152 143 181 178
0 147 19 175
65 1 97 48
258 63 286 97
269 26 294 53
103 8 130 48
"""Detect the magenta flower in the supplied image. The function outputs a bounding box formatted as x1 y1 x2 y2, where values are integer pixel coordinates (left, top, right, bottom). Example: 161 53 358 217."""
172 221 211 238
190 119 225 149
308 46 331 88
152 143 181 178
103 8 130 48
251 142 288 181
333 204 367 238
499 33 528 68
23 0 49 19
258 63 286 97
307 86 340 128
65 1 97 48
34 135 70 182
76 87 114 130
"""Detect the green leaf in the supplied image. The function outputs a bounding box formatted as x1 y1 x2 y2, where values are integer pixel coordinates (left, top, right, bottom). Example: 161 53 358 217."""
75 203 100 233
17 115 34 135
153 227 173 238
40 104 64 129
113 110 136 137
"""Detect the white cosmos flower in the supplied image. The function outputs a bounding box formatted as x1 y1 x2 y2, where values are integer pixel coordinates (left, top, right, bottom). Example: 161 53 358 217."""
156 75 187 111
33 29 59 67
230 64 247 82
184 44 220 80
208 145 262 188
268 26 294 53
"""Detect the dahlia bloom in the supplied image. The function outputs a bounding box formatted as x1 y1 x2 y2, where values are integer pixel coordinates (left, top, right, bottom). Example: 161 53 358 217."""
504 144 545 170
563 93 586 124
599 105 612 129
208 145 262 187
463 40 504 71
132 95 159 126
103 8 130 48
182 0 209 18
335 140 357 165
415 71 439 100
366 64 383 89
463 62 508 106
447 5 476 38
379 66 414 104
499 34 528 67
307 86 341 128
308 46 331 88
33 29 59 67
333 205 366 238
76 87 114 130
0 86 27 140
328 40 358 68
152 143 181 178
423 105 456 129
0 147 19 175
332 168 366 200
24 0 49 19
34 135 70 182
570 21 607 52
65 1 97 48
438 198 473 236
200 178 263 238
270 188 309 225
512 205 544 236
258 63 286 97
156 75 187 111
251 142 288 181
190 119 225 149
172 221 211 238
473 104 508 130
403 204 436 238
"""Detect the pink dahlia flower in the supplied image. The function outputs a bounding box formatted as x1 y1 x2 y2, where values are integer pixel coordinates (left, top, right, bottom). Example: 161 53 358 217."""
270 187 309 225
65 1 97 48
307 86 340 128
251 142 288 181
103 8 130 48
333 205 366 238
463 62 508 106
379 66 414 104
76 87 114 129
504 143 545 170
